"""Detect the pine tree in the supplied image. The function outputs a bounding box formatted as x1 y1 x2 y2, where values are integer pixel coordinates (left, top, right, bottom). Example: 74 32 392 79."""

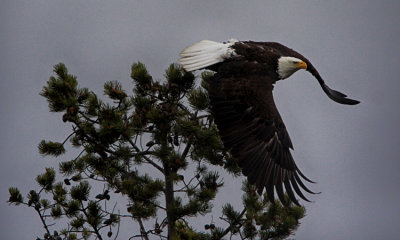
9 62 305 240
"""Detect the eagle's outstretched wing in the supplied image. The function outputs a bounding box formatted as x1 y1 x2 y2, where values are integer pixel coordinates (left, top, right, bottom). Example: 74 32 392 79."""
208 69 316 205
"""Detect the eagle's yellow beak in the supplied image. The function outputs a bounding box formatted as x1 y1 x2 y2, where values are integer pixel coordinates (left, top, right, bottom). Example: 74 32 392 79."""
296 61 307 70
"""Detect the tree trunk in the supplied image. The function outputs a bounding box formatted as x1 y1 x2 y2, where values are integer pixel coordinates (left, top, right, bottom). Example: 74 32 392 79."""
165 169 175 239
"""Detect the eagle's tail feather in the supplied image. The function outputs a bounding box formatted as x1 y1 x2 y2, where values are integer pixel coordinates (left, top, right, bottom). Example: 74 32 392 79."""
179 39 237 71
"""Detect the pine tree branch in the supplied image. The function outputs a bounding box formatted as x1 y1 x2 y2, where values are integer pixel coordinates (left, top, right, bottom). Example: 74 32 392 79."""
180 140 192 160
137 217 150 240
34 206 52 237
126 138 164 173
78 110 99 124
80 200 103 240
174 170 202 193
219 208 247 239
71 122 117 156
62 130 77 145
66 229 97 235
113 211 121 240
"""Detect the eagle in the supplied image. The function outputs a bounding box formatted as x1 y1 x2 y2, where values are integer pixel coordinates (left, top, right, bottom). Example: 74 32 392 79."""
179 39 359 205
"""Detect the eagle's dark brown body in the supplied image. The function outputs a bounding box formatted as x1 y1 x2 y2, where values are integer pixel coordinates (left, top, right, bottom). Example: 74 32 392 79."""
207 42 313 205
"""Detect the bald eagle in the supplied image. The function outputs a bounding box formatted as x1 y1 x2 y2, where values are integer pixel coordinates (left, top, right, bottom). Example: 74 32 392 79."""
179 39 359 205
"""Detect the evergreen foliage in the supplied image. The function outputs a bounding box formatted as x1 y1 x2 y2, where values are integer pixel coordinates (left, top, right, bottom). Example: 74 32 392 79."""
9 62 305 240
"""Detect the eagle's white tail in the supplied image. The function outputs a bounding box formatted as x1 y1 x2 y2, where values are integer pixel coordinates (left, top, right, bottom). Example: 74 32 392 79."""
179 39 237 71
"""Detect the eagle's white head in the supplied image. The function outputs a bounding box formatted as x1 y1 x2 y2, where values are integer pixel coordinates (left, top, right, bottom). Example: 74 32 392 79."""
277 56 308 79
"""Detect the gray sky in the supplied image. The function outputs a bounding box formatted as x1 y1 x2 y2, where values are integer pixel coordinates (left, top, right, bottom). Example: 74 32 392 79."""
1 1 399 239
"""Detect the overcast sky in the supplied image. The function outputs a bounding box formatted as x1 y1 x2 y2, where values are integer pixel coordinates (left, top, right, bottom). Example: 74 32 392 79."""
1 1 400 239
